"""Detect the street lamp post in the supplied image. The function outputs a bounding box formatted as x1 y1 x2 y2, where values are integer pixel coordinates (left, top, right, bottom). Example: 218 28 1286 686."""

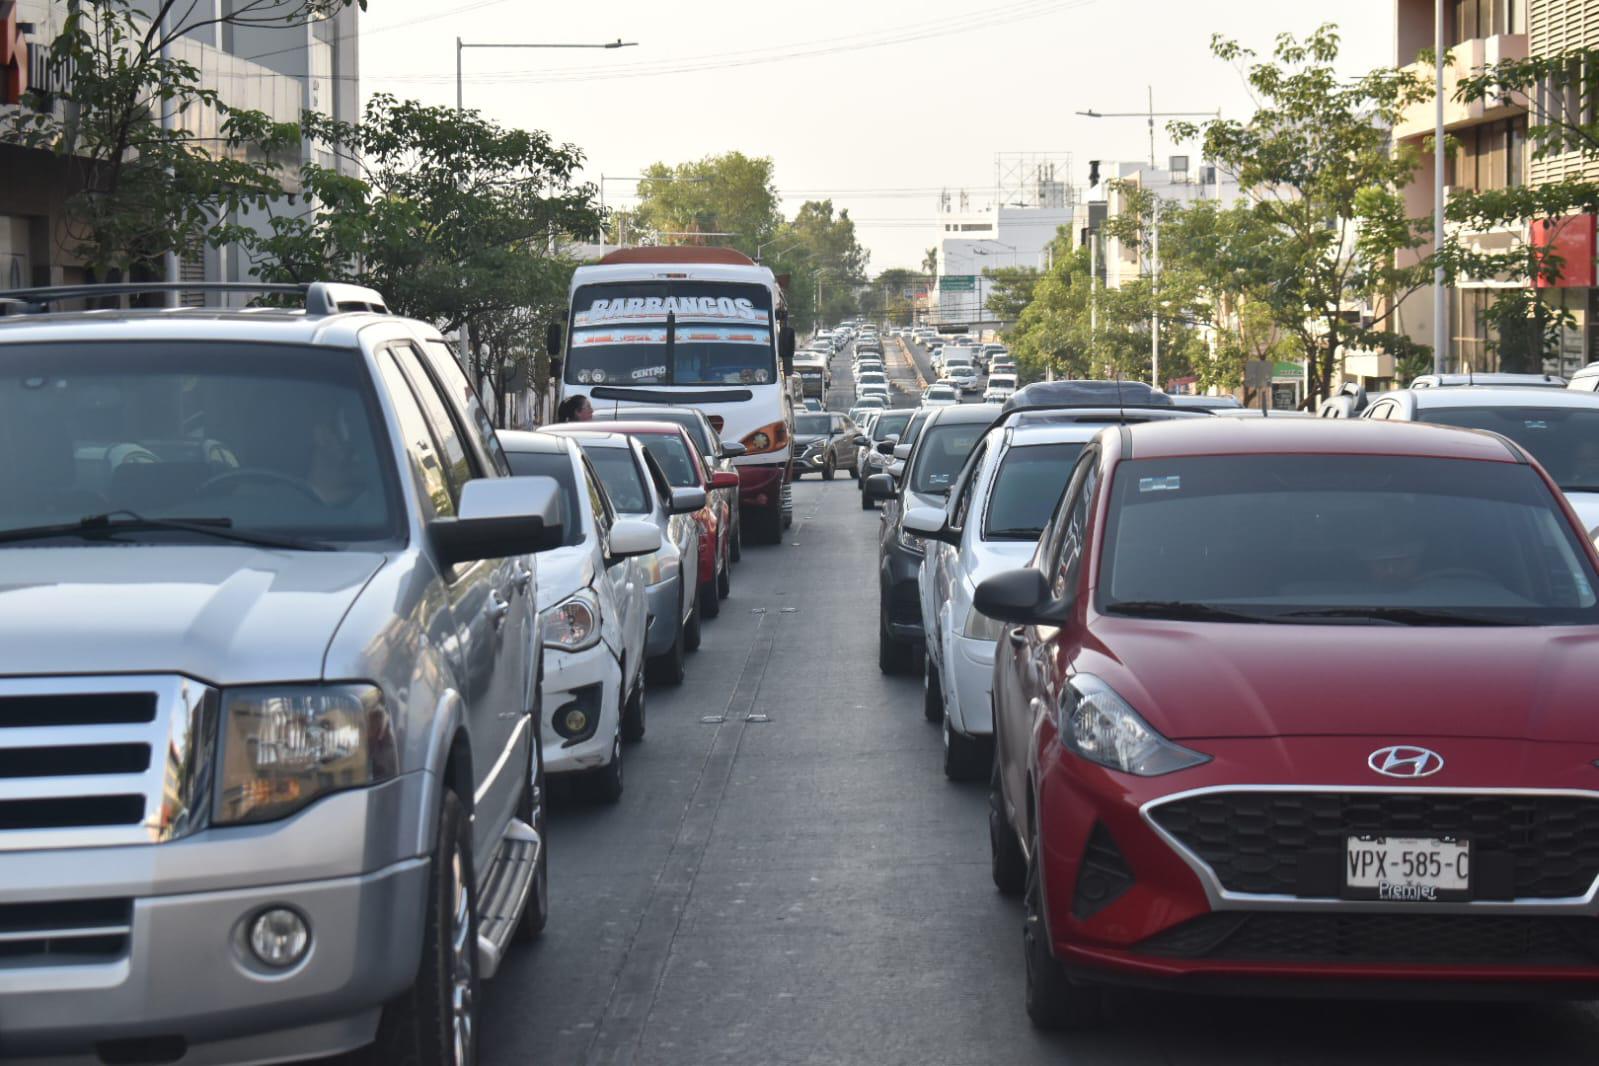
1433 0 1448 375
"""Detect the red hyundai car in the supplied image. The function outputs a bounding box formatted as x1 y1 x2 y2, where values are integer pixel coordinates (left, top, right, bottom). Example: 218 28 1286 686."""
597 421 738 619
978 418 1599 1028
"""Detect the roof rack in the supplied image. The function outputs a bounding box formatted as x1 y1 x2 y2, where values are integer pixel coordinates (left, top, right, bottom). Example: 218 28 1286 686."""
0 281 389 317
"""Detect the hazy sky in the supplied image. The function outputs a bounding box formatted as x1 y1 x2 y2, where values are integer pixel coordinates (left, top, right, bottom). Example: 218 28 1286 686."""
359 0 1395 271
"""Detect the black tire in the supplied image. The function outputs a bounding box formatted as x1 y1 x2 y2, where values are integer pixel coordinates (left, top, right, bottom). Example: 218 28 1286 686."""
749 502 783 545
647 590 687 686
878 608 916 675
822 454 836 481
923 652 944 724
621 677 646 743
586 734 623 804
684 595 703 652
515 732 549 941
860 488 876 511
729 513 742 562
699 563 722 618
717 545 731 599
1024 827 1104 1031
366 789 479 1066
990 759 1026 897
848 461 858 481
943 714 988 782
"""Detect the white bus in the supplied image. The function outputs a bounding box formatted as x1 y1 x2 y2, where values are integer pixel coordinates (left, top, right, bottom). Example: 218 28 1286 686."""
552 247 798 542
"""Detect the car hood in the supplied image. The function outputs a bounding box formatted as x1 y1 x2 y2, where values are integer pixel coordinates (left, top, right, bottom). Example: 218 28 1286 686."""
1086 616 1599 743
535 546 594 613
0 546 386 684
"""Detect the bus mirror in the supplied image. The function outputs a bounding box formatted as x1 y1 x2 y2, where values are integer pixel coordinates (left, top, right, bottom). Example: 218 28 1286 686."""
545 322 563 357
779 325 796 374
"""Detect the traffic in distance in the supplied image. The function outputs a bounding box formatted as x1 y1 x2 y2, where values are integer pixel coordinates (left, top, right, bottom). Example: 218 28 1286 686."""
7 249 1599 1065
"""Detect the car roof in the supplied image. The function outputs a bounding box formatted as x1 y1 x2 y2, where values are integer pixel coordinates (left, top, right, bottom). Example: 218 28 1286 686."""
498 429 576 456
924 402 1003 424
541 427 635 450
1406 385 1599 410
1008 422 1115 447
1120 417 1522 463
589 405 704 423
0 307 397 348
567 420 690 438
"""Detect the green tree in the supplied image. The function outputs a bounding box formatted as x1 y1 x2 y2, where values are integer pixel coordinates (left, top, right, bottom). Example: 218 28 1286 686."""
983 265 1041 323
767 200 869 332
1171 25 1435 403
222 94 600 420
631 151 782 258
5 0 354 280
873 268 924 326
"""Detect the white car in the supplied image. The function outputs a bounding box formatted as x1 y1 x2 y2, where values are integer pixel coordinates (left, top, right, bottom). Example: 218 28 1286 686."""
500 431 660 802
848 397 889 422
922 383 960 407
903 417 1098 779
983 373 1018 403
947 364 981 394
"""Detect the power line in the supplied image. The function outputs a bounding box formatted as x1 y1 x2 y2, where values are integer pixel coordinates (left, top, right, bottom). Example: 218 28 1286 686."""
237 0 521 64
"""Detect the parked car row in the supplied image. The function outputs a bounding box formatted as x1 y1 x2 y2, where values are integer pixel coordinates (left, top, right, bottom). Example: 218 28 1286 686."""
867 376 1599 1031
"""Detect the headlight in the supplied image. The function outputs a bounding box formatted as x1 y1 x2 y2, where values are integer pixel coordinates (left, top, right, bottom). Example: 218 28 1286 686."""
542 590 602 652
896 523 925 556
962 609 1005 641
1056 675 1209 776
741 420 789 455
215 684 397 826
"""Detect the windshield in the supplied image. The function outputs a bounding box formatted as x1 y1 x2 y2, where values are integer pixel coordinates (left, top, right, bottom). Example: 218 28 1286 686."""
567 281 776 387
871 412 911 440
638 434 702 488
794 414 831 435
984 443 1084 540
927 387 955 399
1100 455 1599 625
1417 406 1599 489
909 421 988 496
590 409 709 454
578 445 650 514
504 450 584 546
0 342 399 544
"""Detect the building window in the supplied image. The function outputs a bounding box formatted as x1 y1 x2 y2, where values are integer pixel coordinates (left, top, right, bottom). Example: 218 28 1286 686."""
1449 0 1523 45
1452 288 1494 373
1448 117 1527 191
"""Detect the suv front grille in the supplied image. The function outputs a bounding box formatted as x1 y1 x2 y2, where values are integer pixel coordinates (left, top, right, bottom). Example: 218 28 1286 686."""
0 898 133 963
1136 911 1599 967
0 677 215 851
1147 790 1599 900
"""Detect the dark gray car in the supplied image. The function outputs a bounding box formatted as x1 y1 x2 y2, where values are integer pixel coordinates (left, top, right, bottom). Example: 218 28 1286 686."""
791 411 861 481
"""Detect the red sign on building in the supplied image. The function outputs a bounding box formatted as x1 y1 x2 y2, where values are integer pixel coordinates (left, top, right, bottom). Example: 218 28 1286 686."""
0 1 28 107
1531 215 1598 288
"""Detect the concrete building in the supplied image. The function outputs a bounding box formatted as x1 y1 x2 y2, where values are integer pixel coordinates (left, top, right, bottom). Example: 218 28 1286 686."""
1392 0 1598 376
0 0 359 297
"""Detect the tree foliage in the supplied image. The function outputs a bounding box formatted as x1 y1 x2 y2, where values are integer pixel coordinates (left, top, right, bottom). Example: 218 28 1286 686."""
766 200 869 332
631 151 781 258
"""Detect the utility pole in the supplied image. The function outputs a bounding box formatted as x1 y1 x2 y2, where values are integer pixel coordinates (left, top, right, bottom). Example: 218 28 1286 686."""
1150 200 1160 389
1432 0 1448 375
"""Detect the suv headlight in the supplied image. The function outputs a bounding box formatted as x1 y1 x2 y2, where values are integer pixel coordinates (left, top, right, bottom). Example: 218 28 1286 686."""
962 609 1005 641
1056 675 1209 776
543 589 602 651
215 684 397 826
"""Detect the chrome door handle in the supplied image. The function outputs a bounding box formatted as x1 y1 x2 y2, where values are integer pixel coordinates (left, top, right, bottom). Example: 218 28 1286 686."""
487 591 511 625
512 562 532 591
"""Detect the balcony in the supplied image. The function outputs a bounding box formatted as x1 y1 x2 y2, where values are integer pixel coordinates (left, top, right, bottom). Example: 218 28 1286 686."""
1394 33 1528 143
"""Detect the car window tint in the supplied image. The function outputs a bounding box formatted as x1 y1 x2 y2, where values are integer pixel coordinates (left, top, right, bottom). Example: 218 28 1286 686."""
909 421 987 495
1417 407 1599 490
1052 459 1098 600
580 445 651 514
378 352 454 519
950 441 989 528
640 434 702 488
421 340 511 476
391 345 475 504
503 449 584 546
985 442 1086 541
581 460 613 537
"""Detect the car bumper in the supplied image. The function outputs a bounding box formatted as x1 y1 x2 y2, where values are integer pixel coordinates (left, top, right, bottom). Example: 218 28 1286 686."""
644 576 684 657
0 780 431 1063
945 634 996 736
541 644 621 775
1034 734 1599 992
880 539 924 643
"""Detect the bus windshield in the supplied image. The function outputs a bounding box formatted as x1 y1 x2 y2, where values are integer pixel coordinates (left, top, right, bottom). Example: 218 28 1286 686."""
567 281 776 388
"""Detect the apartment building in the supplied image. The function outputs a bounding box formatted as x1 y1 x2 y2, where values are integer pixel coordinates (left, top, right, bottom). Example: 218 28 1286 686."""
1393 0 1598 375
0 0 358 295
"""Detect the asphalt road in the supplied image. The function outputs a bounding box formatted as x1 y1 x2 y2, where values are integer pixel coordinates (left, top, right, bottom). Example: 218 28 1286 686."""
463 347 1599 1066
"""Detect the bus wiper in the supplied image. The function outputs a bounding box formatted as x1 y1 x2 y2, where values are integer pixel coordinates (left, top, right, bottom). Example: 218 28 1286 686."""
1104 600 1272 623
666 310 676 369
0 511 334 551
1280 606 1520 627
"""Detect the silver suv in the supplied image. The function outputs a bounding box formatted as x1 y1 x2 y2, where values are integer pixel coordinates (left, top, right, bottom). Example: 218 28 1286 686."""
0 283 559 1065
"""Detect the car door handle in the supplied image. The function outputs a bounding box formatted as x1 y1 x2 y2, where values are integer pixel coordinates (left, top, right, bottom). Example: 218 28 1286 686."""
1007 628 1026 647
487 591 511 625
512 561 532 591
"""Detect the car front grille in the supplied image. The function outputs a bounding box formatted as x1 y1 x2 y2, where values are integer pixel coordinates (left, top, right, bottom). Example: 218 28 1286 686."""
0 677 215 851
1147 790 1599 900
0 897 134 963
1135 911 1599 967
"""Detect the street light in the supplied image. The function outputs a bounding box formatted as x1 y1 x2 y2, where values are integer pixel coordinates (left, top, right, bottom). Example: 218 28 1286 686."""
456 38 637 112
1076 86 1221 169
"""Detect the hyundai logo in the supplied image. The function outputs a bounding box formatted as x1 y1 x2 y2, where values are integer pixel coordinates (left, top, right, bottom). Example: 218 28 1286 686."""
1368 745 1444 779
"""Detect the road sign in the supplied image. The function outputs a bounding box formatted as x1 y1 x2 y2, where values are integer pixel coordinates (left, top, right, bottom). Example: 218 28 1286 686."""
1244 359 1273 388
939 275 977 293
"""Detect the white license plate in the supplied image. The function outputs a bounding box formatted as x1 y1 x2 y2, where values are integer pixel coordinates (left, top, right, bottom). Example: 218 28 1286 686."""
1345 836 1470 901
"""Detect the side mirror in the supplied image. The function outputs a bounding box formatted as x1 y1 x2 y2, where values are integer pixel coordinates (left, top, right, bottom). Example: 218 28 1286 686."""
546 322 563 357
853 433 871 447
779 325 796 374
888 460 905 479
893 443 912 460
668 486 708 514
903 505 958 545
875 439 898 456
864 473 897 502
709 471 741 490
431 476 564 566
973 568 1070 626
720 441 747 458
608 517 663 561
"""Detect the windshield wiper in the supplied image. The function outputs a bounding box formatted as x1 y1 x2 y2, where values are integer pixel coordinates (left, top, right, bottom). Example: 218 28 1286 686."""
1104 600 1273 623
0 511 334 551
1280 606 1522 627
986 527 1043 540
